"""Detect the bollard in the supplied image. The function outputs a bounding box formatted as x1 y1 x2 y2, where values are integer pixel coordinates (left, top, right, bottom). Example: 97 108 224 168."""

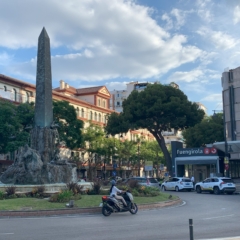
189 219 194 240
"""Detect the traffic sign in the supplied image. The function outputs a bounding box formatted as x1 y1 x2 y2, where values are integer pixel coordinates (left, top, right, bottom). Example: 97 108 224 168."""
225 164 229 171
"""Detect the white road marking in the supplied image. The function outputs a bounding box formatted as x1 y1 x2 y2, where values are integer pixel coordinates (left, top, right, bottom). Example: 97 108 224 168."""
202 214 234 220
197 236 240 240
0 233 14 235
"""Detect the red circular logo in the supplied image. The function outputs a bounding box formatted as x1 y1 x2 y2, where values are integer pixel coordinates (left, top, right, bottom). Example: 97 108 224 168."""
204 148 210 154
211 148 217 154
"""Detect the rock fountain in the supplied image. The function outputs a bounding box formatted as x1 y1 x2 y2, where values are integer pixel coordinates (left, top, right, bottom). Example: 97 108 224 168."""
0 28 77 184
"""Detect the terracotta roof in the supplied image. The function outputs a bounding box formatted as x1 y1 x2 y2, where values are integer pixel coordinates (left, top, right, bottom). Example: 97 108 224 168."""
76 86 104 95
0 74 35 88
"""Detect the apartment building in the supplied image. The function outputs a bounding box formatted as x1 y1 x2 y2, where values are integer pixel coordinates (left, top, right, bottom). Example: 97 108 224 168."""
213 67 240 178
0 74 156 178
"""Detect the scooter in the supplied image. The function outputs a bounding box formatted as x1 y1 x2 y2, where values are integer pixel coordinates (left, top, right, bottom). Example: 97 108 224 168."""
101 190 138 217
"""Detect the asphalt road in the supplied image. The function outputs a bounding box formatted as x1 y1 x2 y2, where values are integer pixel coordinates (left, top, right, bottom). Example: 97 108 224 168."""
0 191 240 240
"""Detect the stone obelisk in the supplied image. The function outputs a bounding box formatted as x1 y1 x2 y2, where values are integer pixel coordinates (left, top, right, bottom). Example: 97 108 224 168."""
31 27 57 166
35 27 53 127
0 28 76 184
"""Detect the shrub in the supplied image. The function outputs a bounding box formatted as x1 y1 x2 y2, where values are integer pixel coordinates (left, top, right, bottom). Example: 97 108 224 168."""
49 190 74 203
31 185 45 197
5 186 16 197
67 182 84 195
133 186 160 197
87 180 101 195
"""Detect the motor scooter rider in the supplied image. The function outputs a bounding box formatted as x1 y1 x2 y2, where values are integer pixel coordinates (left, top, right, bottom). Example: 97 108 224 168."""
109 180 128 207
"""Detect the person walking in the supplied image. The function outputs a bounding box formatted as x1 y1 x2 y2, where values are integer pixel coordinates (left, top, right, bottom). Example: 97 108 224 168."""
191 175 195 185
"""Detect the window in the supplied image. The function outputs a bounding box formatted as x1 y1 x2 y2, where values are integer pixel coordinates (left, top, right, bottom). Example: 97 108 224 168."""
94 112 97 121
76 107 79 117
98 99 100 106
103 100 106 108
90 111 93 120
13 89 17 101
117 102 120 106
4 86 7 91
26 92 30 102
98 113 101 122
81 109 84 118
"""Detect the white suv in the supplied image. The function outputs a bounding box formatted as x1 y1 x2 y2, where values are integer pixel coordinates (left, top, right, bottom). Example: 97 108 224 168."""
161 177 193 192
195 177 236 195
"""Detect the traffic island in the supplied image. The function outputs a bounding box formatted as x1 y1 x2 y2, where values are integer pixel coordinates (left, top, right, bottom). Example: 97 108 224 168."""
0 198 182 218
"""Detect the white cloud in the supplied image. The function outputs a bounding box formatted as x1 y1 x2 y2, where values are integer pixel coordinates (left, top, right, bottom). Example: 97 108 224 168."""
196 0 213 22
0 52 13 66
201 93 222 102
0 0 203 82
197 27 239 50
233 5 240 24
167 69 204 83
162 13 173 30
170 8 186 29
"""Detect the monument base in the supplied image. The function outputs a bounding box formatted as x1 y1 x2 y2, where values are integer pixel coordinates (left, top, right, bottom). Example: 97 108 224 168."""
0 145 77 184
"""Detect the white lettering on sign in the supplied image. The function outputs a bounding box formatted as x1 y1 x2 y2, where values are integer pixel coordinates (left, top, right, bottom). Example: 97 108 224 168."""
177 149 204 155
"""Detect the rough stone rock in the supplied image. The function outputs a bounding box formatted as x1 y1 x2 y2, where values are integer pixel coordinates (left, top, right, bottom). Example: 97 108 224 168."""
0 145 43 184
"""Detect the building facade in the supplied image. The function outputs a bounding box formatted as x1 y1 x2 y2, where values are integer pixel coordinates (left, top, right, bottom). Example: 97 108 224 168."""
0 74 156 178
213 67 240 178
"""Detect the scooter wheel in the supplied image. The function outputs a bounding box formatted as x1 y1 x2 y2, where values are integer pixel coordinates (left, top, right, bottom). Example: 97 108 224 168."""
129 203 138 214
102 206 112 217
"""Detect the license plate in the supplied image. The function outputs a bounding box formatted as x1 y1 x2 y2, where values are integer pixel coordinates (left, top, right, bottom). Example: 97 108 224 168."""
228 184 232 186
185 183 189 185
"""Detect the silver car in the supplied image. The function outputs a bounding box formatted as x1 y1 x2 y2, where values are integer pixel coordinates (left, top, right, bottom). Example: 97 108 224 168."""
123 177 161 189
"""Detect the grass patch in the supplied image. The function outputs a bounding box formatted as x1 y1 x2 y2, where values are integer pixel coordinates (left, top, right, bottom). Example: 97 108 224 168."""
0 192 177 211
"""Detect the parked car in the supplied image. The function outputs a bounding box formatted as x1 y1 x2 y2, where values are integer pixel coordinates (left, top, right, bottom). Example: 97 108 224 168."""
108 176 122 182
161 177 193 192
123 177 161 189
195 177 236 195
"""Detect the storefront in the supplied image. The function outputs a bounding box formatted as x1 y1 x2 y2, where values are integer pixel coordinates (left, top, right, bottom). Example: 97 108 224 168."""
171 141 224 182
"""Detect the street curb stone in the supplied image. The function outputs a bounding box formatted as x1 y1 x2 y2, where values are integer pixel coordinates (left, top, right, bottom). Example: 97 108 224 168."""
0 198 182 218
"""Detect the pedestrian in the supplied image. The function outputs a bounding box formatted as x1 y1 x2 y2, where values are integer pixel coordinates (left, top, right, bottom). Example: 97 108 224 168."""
191 175 195 185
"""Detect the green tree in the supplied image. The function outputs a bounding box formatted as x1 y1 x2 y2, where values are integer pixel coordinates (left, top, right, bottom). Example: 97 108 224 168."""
81 122 106 180
105 83 205 175
53 100 84 150
182 113 224 147
0 101 34 154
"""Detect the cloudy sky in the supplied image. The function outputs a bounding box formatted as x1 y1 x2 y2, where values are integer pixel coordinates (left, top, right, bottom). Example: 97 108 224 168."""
1 0 240 115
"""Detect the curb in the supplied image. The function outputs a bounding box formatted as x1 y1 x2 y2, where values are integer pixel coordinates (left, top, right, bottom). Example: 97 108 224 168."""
0 198 182 218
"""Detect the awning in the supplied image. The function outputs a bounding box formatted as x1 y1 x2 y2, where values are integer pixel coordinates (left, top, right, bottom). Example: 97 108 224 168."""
175 156 219 165
213 141 240 153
